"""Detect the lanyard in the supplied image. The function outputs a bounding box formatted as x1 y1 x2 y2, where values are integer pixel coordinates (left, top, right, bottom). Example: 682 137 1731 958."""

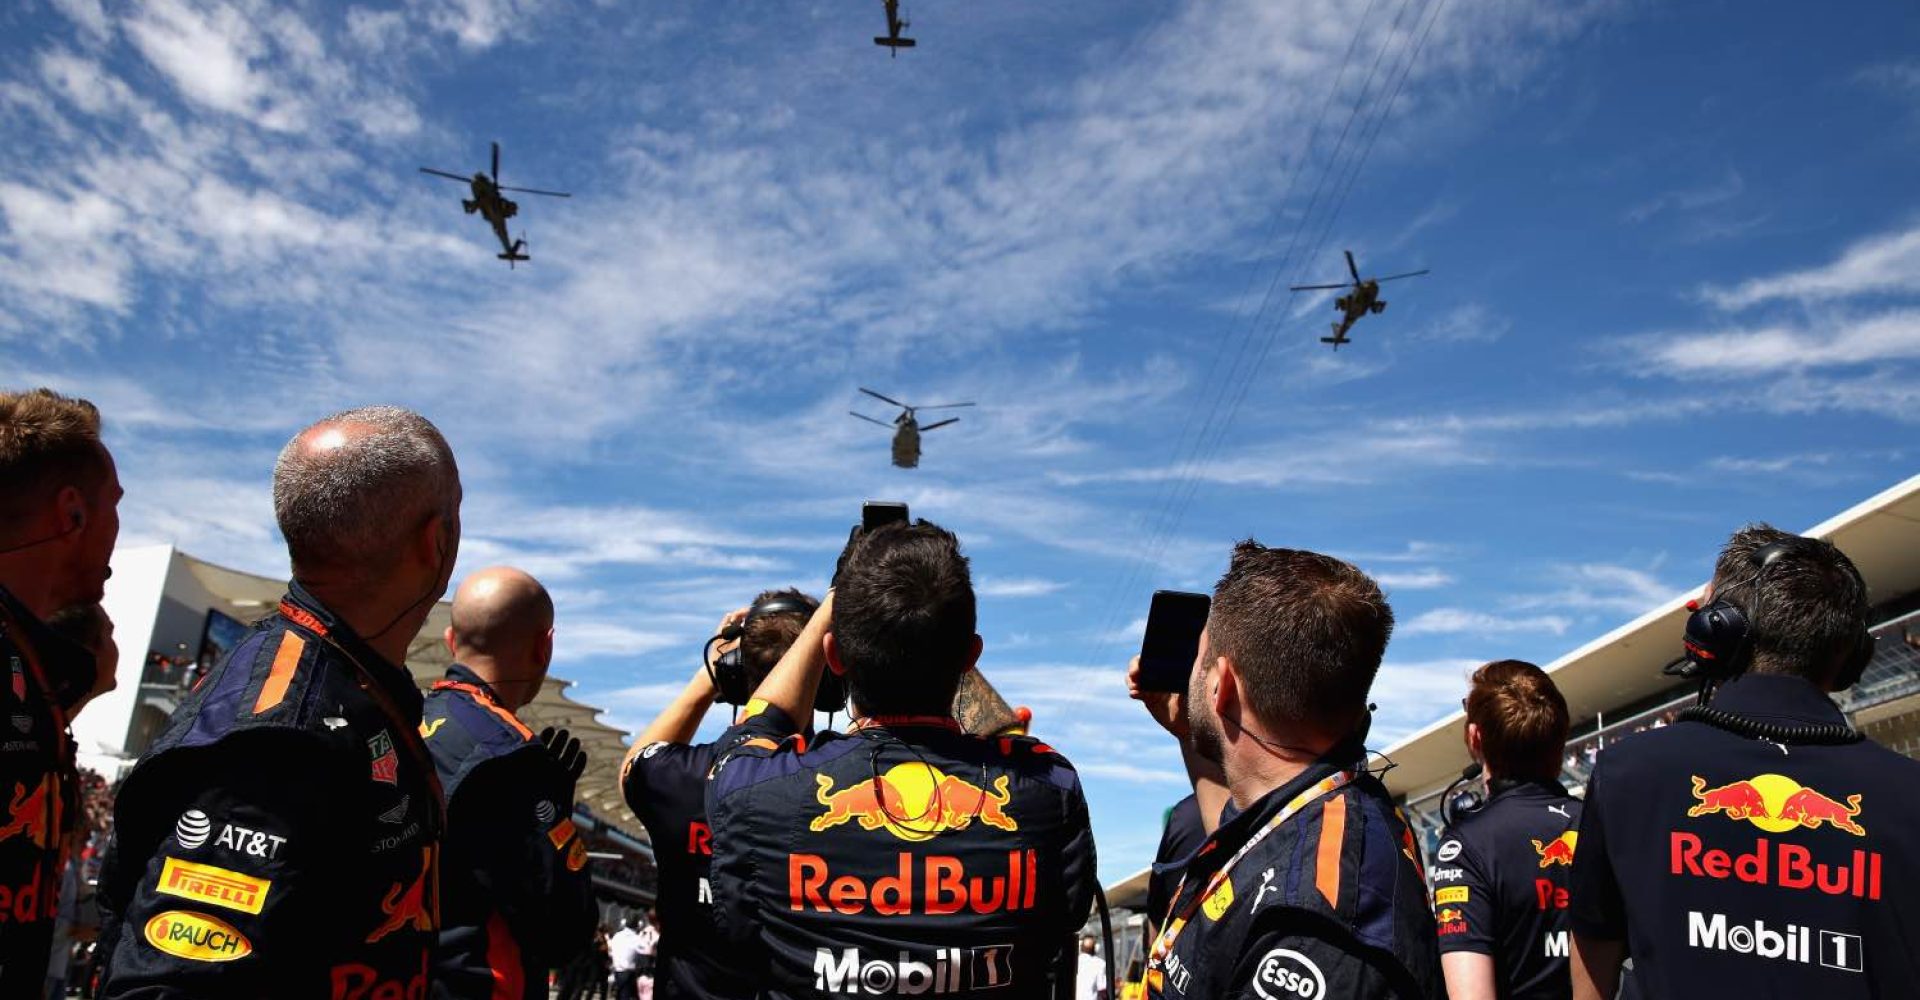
1146 769 1356 983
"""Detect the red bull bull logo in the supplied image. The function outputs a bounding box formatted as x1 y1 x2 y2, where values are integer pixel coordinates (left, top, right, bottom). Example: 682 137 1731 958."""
0 776 56 849
1687 774 1864 836
1531 831 1578 868
789 849 1039 916
811 765 1017 842
365 847 437 944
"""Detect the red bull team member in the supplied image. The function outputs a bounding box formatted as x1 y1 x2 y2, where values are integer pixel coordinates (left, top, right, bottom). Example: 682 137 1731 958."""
1431 661 1581 1000
424 567 596 999
99 406 462 999
1570 527 1920 999
707 522 1098 999
1130 542 1441 1000
621 589 818 1000
0 389 121 997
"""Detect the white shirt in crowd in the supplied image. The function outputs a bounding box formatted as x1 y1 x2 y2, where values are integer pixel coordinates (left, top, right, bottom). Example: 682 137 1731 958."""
1076 950 1107 1000
611 926 647 972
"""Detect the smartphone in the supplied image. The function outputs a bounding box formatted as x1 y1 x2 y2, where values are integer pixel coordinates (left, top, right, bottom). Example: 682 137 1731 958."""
862 501 910 532
1137 590 1211 693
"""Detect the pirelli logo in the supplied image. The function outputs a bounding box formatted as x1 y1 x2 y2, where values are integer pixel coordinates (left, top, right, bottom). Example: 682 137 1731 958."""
1435 886 1470 905
157 857 271 915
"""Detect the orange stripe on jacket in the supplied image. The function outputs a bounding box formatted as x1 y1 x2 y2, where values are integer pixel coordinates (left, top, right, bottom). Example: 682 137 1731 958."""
253 632 306 714
1315 794 1346 909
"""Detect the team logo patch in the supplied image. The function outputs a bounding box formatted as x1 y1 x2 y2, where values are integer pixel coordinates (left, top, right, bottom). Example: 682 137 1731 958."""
1532 831 1578 867
548 818 577 850
144 910 252 963
640 741 668 759
1436 840 1462 863
368 731 399 785
379 796 410 825
535 800 557 825
175 810 212 850
10 657 24 700
1252 948 1325 999
10 714 29 733
1688 774 1865 836
1435 885 1470 905
366 848 436 943
419 718 446 739
1202 877 1235 921
811 765 1017 842
0 777 56 847
567 838 588 872
158 857 271 915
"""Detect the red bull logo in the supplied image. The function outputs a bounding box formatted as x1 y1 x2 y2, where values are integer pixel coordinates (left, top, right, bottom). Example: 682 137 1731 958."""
811 765 1017 842
1531 831 1578 868
1688 774 1864 836
365 848 437 944
789 849 1039 916
331 952 428 1000
1669 833 1882 899
0 777 56 849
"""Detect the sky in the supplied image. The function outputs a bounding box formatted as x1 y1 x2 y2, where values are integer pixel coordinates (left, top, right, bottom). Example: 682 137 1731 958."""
3 0 1918 881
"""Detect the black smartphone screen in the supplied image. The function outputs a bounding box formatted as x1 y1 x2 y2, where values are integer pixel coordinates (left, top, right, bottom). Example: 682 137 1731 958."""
862 501 910 532
1138 590 1211 693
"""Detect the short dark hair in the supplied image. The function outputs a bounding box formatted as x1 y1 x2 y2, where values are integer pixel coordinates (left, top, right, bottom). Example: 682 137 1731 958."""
831 522 976 716
0 389 108 528
1208 541 1393 735
1465 660 1568 780
1710 524 1869 684
740 588 820 690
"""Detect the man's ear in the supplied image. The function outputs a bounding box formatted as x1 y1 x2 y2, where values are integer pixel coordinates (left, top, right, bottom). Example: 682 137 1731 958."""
964 634 983 674
537 627 554 670
823 632 847 676
1465 721 1484 761
443 626 456 657
1211 651 1239 717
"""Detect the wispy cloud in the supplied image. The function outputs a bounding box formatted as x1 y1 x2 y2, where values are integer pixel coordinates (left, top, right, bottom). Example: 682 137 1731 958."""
1625 169 1744 224
1375 568 1455 590
1703 223 1920 309
1622 309 1920 376
1401 608 1573 637
977 577 1069 599
1506 562 1681 617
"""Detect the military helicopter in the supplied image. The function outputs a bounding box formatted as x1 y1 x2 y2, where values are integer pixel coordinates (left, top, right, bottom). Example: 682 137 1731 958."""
874 0 915 53
419 142 571 267
1289 250 1429 349
850 388 972 468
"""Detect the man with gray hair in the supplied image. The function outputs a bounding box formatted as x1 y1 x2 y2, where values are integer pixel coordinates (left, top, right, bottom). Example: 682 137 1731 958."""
99 406 463 999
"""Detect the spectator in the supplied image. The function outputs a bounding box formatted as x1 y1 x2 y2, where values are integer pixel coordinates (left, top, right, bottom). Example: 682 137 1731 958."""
610 917 646 1000
621 590 817 1000
98 406 462 998
425 566 597 999
1076 935 1107 1000
706 522 1099 1000
0 388 122 997
1128 541 1441 998
635 911 659 1000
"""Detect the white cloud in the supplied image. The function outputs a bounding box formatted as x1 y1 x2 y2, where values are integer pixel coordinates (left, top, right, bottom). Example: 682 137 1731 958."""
124 0 291 129
1507 562 1680 617
1401 608 1572 637
1625 169 1743 224
977 577 1068 599
1704 224 1920 309
1624 309 1920 376
557 623 682 662
1374 568 1454 590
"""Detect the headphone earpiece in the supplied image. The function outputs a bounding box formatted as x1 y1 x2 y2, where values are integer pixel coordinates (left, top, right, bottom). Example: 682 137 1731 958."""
707 594 845 712
1678 538 1876 689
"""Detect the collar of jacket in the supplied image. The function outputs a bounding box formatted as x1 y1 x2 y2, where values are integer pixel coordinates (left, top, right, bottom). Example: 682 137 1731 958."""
1212 735 1367 843
0 582 99 712
1707 672 1848 728
280 579 424 717
442 661 499 701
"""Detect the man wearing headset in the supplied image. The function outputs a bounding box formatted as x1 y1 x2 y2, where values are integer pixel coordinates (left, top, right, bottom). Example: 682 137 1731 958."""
423 566 597 998
706 521 1098 999
1129 541 1441 1000
1569 526 1920 999
100 406 461 999
620 588 819 1000
0 388 122 997
1430 661 1580 1000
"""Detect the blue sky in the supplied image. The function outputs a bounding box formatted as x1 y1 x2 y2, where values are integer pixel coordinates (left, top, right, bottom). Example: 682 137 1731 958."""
4 0 1917 881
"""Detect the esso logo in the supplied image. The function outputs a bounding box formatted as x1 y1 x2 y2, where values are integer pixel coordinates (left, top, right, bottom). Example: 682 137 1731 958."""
1253 948 1325 1000
1436 840 1462 863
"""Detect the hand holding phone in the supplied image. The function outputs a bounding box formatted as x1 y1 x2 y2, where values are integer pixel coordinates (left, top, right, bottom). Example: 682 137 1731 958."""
1136 590 1210 693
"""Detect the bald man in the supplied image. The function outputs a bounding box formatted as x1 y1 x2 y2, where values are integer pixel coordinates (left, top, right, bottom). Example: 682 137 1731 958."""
100 406 461 999
423 567 596 1000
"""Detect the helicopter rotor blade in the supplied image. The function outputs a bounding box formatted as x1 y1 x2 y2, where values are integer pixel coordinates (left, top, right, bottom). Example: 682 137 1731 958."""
859 387 909 409
499 186 573 198
1345 250 1361 283
850 412 893 429
491 142 501 184
920 418 961 432
1375 269 1431 282
914 402 975 411
420 168 470 182
1288 282 1350 291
